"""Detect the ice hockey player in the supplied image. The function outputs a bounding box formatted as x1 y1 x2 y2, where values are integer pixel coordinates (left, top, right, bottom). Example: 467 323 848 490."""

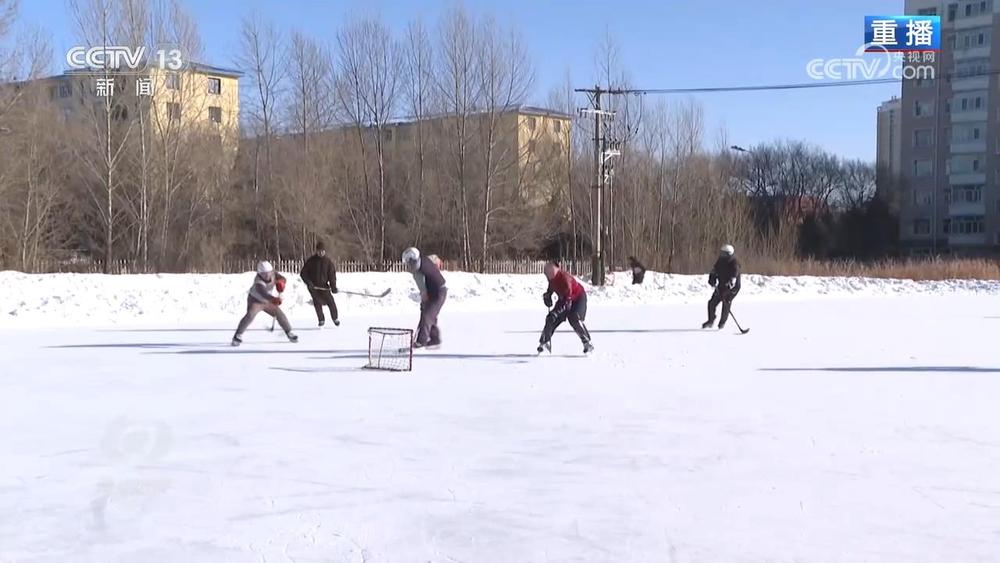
702 244 741 330
402 247 447 348
231 261 298 346
627 256 646 285
538 261 594 354
300 241 339 328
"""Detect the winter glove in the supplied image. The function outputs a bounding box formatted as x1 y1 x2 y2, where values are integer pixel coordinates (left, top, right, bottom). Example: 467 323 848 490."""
543 292 553 308
332 287 338 294
275 277 287 292
727 279 736 290
271 296 282 306
709 279 717 287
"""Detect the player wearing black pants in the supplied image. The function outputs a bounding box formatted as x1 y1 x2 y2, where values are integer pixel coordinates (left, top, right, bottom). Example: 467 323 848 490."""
703 244 741 330
300 241 339 327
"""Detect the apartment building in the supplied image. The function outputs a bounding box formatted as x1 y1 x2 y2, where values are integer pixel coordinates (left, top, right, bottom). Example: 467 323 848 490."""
900 0 999 254
876 96 904 211
29 62 242 150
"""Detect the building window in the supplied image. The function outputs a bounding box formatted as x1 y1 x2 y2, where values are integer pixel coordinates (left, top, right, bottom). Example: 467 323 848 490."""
919 7 938 15
953 216 985 234
976 96 983 109
952 184 983 202
165 73 180 90
974 158 981 171
553 120 562 133
967 3 973 16
913 190 933 205
167 102 181 121
944 219 951 234
950 34 957 49
914 159 934 177
914 129 935 147
526 116 536 131
915 100 934 116
949 3 958 21
207 77 222 95
945 127 952 144
913 219 931 235
59 83 72 98
208 106 222 123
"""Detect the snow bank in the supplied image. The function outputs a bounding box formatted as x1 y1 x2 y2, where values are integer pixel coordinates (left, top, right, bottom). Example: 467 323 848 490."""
1 269 998 328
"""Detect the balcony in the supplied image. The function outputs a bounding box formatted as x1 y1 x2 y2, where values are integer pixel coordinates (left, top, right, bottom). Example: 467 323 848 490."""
953 45 992 59
950 139 987 153
951 110 988 123
949 201 986 215
949 172 987 184
954 14 994 30
952 75 990 91
949 233 988 245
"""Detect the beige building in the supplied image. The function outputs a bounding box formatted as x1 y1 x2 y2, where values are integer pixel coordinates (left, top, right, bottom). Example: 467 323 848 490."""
31 62 242 149
385 105 572 205
876 96 903 211
900 0 998 254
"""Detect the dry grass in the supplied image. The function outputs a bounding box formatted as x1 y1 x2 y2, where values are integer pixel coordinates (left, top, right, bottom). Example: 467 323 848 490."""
740 257 1000 281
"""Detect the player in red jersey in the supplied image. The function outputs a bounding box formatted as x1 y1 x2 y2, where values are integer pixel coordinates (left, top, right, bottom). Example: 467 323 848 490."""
538 261 593 354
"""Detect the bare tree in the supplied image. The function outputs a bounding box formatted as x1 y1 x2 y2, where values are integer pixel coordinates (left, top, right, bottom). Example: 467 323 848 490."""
435 4 480 266
237 13 285 257
69 0 138 272
474 16 533 269
402 18 433 245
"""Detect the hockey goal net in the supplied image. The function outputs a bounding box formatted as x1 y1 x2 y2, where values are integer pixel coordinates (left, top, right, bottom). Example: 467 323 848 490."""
365 327 413 372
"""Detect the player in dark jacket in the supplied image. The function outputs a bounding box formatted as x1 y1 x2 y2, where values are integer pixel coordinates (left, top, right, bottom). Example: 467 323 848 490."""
300 241 339 327
627 256 646 285
402 247 447 348
538 261 593 354
703 244 741 329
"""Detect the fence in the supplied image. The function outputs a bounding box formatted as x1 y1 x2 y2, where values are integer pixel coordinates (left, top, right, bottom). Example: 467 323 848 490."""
13 257 590 276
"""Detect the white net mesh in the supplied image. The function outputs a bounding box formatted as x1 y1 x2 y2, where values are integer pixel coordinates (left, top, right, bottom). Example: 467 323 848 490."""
366 327 413 371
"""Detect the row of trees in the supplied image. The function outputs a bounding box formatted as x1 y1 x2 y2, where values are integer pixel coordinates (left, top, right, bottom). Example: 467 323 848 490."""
0 0 895 274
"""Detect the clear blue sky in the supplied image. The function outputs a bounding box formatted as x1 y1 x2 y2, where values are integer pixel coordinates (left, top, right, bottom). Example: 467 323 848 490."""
17 0 904 160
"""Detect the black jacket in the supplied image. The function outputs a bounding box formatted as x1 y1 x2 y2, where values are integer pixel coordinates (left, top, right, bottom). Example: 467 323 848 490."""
709 255 741 292
627 257 646 285
414 258 446 301
301 254 337 291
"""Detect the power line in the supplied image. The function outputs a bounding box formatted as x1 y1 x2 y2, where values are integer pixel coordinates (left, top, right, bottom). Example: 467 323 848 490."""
576 67 1000 95
576 77 899 96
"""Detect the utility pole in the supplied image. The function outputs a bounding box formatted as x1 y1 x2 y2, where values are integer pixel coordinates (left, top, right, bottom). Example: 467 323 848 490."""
577 85 621 286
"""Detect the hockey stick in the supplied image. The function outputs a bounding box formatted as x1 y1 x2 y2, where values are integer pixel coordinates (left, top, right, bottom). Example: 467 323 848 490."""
268 291 283 332
728 310 750 334
341 288 391 298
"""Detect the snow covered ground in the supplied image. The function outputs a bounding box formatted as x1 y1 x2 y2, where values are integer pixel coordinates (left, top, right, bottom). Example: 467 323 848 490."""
3 273 1000 561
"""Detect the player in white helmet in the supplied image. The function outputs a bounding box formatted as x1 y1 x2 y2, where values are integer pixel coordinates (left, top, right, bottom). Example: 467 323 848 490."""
702 244 741 330
403 247 447 348
232 260 298 346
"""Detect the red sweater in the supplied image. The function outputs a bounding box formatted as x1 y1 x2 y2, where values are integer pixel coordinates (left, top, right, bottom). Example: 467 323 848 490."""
547 271 585 301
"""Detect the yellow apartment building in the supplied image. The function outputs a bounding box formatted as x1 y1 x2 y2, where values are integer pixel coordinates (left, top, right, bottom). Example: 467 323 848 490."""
29 62 242 150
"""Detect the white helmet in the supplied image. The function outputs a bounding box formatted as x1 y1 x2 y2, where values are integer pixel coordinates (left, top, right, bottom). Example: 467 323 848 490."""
257 260 274 275
720 244 735 256
402 247 420 266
